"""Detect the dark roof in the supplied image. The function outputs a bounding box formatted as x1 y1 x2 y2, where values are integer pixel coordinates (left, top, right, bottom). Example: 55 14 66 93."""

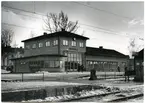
2 47 24 54
22 31 89 42
11 54 67 60
11 47 24 54
86 47 128 58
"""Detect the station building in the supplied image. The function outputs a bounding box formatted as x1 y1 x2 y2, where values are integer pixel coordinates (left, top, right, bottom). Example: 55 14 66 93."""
12 31 129 73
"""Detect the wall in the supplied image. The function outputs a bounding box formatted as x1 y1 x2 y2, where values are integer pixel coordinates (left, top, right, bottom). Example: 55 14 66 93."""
86 55 128 72
14 59 30 73
14 56 66 73
134 58 144 82
24 36 87 57
59 37 86 55
24 37 58 57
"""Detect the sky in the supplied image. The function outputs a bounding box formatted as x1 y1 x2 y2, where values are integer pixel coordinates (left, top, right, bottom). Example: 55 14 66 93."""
1 1 144 56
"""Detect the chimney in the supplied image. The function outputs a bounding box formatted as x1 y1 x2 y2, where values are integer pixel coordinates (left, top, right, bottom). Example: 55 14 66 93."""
99 46 103 49
43 32 47 35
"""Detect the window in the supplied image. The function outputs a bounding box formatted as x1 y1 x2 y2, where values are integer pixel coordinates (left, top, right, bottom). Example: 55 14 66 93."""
46 41 50 46
72 41 76 46
53 40 58 46
26 45 30 49
32 44 36 48
79 42 84 47
44 61 50 68
50 61 54 67
39 43 43 48
54 61 60 67
63 40 68 45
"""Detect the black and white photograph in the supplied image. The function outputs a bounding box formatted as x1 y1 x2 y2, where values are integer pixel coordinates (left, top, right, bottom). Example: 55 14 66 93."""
1 1 144 102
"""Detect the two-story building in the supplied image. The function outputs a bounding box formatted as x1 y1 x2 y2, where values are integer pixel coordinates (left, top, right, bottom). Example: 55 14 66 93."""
12 31 129 73
12 31 89 72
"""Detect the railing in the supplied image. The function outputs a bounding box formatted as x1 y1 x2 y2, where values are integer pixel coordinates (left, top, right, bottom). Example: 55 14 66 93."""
1 72 126 82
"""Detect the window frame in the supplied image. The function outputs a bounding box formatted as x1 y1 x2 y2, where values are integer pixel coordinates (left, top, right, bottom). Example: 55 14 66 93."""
39 42 43 48
26 45 30 49
53 40 58 46
32 44 36 48
46 41 50 47
63 40 68 46
79 42 84 47
72 41 76 46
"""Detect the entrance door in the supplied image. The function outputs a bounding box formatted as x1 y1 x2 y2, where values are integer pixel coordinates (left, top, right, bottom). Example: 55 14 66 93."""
64 51 84 72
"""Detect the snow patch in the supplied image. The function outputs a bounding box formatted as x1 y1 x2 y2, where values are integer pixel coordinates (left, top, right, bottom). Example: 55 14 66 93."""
35 71 50 74
1 69 11 73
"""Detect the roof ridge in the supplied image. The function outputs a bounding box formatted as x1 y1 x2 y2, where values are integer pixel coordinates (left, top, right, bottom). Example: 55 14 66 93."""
86 46 127 57
86 46 115 51
22 31 89 42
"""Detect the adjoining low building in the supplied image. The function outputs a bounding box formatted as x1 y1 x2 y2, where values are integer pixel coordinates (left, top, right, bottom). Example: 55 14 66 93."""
12 31 129 73
134 49 144 82
85 46 129 72
1 47 24 70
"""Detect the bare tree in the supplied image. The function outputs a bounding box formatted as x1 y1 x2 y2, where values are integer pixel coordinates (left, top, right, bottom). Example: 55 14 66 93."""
1 29 14 68
2 29 13 47
43 11 79 33
128 38 143 58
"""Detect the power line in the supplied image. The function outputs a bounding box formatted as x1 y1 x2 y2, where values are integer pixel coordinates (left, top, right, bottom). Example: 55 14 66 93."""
2 5 125 34
2 4 46 17
79 23 118 34
2 22 44 31
2 5 120 34
74 2 133 20
2 21 121 37
79 26 123 36
2 5 121 34
2 4 143 39
2 8 42 20
2 22 143 41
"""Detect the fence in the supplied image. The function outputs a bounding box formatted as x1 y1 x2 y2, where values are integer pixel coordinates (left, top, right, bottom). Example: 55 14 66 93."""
1 72 125 82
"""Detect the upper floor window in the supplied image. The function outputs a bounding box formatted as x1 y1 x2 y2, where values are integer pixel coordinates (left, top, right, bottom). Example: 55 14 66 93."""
79 42 84 47
39 43 43 48
53 40 58 46
63 40 68 46
32 44 36 48
26 45 30 49
72 41 76 46
46 41 50 46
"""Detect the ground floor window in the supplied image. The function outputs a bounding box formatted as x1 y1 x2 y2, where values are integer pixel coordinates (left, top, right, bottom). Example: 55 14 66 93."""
63 51 85 71
29 60 62 72
87 60 118 71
